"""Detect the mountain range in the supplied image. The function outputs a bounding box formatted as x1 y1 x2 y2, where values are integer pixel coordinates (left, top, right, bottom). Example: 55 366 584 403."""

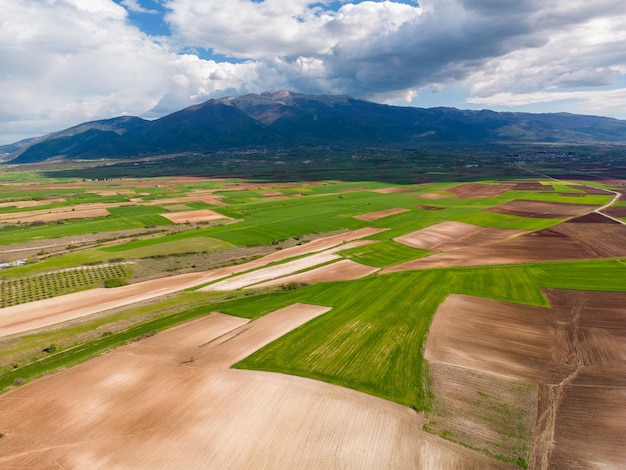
4 90 626 164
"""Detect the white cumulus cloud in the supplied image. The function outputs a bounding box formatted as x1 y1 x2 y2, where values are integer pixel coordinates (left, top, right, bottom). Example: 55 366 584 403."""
2 0 626 143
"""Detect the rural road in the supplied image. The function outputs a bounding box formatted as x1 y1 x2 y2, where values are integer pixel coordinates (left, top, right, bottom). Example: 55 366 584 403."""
516 163 624 224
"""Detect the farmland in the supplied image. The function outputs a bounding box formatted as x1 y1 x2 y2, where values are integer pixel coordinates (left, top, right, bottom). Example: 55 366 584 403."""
0 160 625 469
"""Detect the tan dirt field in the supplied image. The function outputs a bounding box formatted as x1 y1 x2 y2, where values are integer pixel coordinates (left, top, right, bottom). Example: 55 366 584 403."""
371 187 415 194
201 252 342 291
160 209 233 224
424 290 626 470
354 207 409 221
417 193 449 199
0 207 110 224
249 259 379 289
0 198 65 209
425 295 559 382
394 221 524 252
484 199 595 218
385 217 626 271
445 183 513 198
0 229 385 338
0 306 516 470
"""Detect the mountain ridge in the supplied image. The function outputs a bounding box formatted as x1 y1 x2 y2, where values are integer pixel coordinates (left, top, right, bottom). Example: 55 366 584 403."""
4 90 626 164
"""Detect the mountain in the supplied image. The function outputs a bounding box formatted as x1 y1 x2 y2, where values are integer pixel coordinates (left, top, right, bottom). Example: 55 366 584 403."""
4 91 626 163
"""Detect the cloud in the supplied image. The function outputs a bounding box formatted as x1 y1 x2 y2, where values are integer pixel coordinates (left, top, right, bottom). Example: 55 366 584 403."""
468 88 626 118
120 0 159 15
162 0 626 101
2 0 626 143
0 0 255 142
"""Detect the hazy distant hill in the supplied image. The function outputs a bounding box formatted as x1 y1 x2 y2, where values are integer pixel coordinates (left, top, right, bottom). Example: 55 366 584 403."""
5 91 626 163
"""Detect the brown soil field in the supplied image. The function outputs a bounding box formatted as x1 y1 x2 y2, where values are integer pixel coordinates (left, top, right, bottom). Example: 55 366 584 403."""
354 207 409 221
0 207 110 224
484 199 594 218
371 187 415 194
0 198 65 209
250 259 379 289
417 192 450 199
512 182 553 191
394 221 524 252
425 295 558 382
160 209 233 224
385 218 626 271
0 229 385 337
424 290 626 469
604 205 626 217
201 252 342 291
0 306 516 469
445 183 513 198
564 212 617 223
0 272 220 338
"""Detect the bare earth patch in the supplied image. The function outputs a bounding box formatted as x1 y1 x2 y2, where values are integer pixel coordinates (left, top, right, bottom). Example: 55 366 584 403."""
484 199 594 218
0 198 65 209
371 187 415 194
604 205 626 218
160 209 233 224
0 207 110 224
424 290 626 469
386 218 626 271
0 229 387 338
201 252 342 291
0 305 514 469
354 207 409 221
418 193 449 199
249 259 379 289
394 221 524 252
445 183 513 198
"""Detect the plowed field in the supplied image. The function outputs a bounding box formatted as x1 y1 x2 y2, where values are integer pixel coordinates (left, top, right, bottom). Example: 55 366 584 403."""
386 217 626 271
394 221 524 252
0 229 385 338
354 208 409 221
445 183 512 198
484 199 593 218
0 306 516 469
160 209 233 223
250 259 378 289
424 290 626 470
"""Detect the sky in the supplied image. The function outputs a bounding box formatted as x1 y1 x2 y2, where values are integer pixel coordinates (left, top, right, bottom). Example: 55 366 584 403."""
1 0 626 145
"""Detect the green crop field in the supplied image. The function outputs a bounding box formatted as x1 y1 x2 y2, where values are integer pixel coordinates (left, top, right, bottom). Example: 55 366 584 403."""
338 240 429 267
1 164 625 468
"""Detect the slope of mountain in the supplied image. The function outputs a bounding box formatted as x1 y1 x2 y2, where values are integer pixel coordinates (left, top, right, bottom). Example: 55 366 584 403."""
4 91 626 163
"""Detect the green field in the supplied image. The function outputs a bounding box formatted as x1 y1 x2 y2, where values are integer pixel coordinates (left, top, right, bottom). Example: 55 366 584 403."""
1 166 625 467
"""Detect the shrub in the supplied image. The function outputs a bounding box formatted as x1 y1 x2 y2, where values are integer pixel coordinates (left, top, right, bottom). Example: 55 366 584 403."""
104 278 128 288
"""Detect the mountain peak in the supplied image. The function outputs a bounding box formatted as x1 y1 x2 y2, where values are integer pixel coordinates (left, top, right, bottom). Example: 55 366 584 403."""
4 91 626 164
